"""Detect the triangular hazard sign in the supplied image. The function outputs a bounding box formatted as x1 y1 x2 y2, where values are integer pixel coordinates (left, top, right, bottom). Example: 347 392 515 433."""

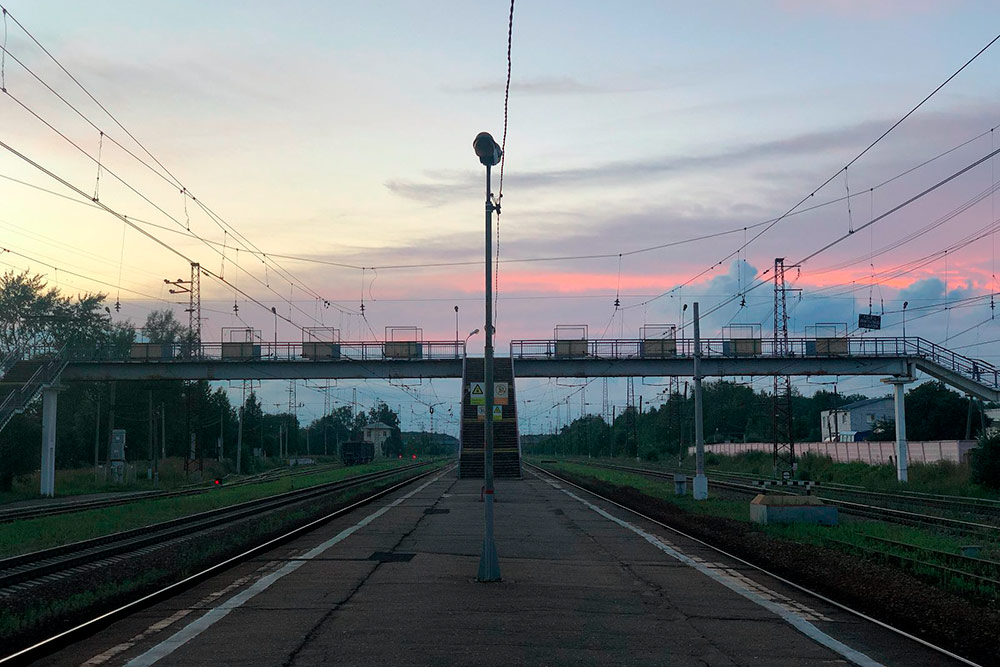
472 384 484 394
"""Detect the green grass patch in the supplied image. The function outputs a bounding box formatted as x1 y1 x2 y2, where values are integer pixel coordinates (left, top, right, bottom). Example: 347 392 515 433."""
0 468 435 643
538 459 1000 600
0 459 444 558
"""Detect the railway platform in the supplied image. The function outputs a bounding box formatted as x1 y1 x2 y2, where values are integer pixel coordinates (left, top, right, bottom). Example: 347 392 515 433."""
32 467 960 666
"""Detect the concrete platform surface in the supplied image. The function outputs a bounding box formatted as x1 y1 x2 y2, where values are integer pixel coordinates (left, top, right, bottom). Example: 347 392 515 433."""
33 465 960 666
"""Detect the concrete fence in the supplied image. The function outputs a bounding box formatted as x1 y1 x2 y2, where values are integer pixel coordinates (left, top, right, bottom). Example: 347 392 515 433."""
687 440 978 465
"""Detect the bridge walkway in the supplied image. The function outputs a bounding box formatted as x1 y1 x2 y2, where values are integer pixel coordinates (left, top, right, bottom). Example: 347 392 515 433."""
35 469 953 666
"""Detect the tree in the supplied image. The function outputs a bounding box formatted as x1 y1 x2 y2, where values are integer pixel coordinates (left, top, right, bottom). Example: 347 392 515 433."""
905 382 980 441
143 310 187 344
972 429 1000 490
0 270 129 355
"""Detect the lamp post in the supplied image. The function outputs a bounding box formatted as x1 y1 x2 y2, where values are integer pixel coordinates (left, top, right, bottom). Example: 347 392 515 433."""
473 131 502 582
464 328 480 359
902 301 909 340
455 305 460 348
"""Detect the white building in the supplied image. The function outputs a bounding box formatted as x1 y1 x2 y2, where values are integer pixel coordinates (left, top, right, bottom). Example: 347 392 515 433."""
820 397 893 442
362 421 394 458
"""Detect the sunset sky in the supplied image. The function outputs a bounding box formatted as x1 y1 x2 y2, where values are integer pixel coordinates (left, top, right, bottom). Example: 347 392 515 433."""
2 1 1000 432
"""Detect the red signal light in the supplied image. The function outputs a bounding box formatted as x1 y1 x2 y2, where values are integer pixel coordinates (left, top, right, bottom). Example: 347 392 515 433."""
214 478 222 485
412 454 417 460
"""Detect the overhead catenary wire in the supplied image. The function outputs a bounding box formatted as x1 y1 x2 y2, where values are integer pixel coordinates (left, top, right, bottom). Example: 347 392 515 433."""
624 32 1000 313
0 138 316 334
0 7 343 315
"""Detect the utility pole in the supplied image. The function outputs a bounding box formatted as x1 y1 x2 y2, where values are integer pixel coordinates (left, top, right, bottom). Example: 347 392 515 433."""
772 258 800 478
237 381 245 474
107 382 116 483
625 377 636 459
148 391 154 482
164 262 201 358
93 389 101 479
219 402 224 461
692 302 707 500
636 395 642 462
160 402 166 460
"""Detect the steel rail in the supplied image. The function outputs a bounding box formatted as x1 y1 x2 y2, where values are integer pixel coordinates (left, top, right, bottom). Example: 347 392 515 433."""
0 463 431 591
577 460 1000 536
0 462 346 524
0 464 449 665
526 462 981 667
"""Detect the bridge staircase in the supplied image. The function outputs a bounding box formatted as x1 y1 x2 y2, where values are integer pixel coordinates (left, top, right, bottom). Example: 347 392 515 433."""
459 357 522 479
0 350 68 433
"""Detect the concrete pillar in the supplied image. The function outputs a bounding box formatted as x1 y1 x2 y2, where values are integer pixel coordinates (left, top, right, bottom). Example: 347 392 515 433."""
40 386 59 497
882 370 915 483
892 381 907 482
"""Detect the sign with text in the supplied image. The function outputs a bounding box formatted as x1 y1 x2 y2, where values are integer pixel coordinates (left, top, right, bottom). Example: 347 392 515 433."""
858 313 881 330
494 382 509 405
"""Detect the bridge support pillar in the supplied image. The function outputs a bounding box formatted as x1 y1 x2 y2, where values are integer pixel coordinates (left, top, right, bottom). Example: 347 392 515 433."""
882 370 915 483
40 384 60 497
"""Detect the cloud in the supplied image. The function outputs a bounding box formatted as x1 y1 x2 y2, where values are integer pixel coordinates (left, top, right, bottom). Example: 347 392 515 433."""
384 117 892 204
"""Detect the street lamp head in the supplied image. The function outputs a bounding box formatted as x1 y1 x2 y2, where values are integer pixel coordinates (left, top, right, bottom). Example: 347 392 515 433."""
903 301 909 309
473 132 502 166
454 305 459 312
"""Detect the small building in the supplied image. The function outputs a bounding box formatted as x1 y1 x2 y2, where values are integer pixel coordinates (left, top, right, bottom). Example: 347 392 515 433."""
820 397 893 442
362 421 394 458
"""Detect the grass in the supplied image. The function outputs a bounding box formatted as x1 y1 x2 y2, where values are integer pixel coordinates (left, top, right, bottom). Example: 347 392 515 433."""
537 459 1000 600
0 459 444 558
569 449 1000 500
0 467 429 643
0 456 340 505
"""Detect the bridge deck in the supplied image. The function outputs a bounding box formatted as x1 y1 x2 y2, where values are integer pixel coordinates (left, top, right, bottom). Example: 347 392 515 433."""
36 469 953 666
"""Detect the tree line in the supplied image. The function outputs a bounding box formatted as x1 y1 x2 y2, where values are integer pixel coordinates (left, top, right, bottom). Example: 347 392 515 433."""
524 379 989 460
0 270 409 491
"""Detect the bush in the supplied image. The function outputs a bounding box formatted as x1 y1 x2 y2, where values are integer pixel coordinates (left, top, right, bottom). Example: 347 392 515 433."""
972 429 1000 490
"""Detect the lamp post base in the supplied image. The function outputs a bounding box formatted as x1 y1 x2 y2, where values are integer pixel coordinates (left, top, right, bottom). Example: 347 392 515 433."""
477 495 502 582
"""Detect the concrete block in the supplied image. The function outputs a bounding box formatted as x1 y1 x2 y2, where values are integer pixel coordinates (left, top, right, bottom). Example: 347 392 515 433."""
673 474 687 496
749 494 838 526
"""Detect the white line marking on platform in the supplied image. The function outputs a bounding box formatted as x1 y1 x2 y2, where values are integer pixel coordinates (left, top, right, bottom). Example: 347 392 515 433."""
540 476 883 667
123 472 446 667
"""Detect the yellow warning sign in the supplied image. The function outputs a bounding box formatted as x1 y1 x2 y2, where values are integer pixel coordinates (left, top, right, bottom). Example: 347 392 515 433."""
494 382 508 406
470 382 485 405
476 405 503 421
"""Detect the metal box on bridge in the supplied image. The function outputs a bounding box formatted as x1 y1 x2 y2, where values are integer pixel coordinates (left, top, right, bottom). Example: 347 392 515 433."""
384 341 423 359
221 342 261 360
807 338 849 356
723 338 762 356
129 343 173 361
641 339 676 358
555 340 588 357
302 342 341 359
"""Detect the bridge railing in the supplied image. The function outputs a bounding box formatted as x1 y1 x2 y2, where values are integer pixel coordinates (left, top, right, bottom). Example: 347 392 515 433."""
510 337 1000 390
23 340 468 363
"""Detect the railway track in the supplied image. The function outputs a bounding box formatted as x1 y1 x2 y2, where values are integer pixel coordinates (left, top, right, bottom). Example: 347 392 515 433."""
0 461 346 524
0 462 431 595
527 461 983 666
572 460 1000 538
681 466 1000 521
0 463 448 665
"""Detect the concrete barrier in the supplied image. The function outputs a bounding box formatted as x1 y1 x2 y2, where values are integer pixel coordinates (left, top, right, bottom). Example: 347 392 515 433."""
749 494 838 526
